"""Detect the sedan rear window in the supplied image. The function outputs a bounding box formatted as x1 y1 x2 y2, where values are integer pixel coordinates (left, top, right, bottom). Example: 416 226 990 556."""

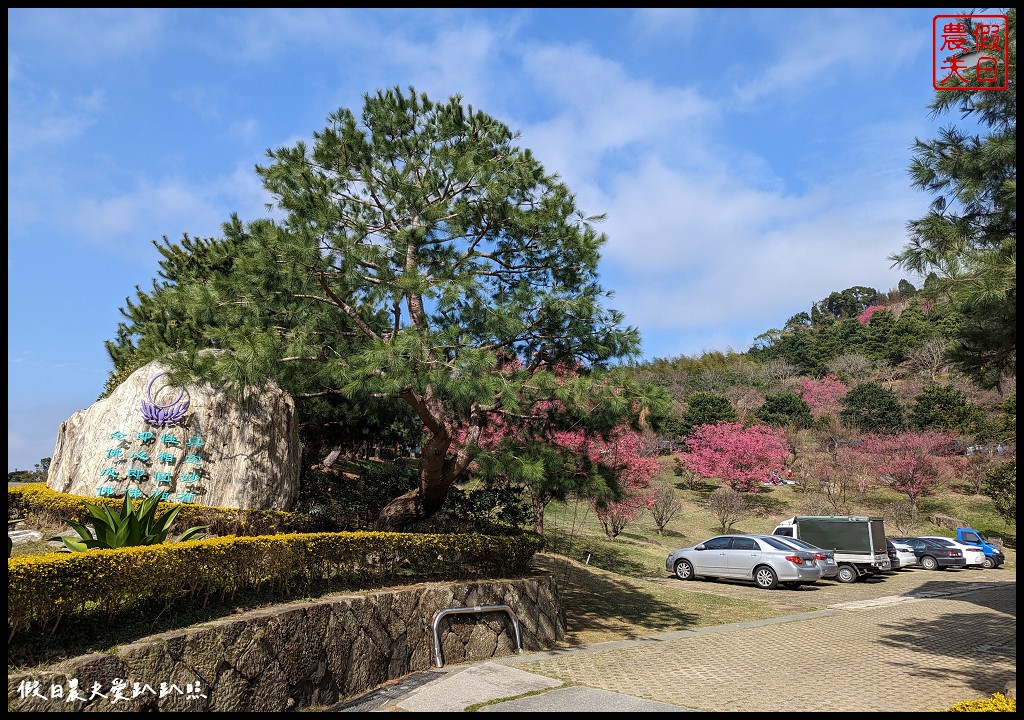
760 536 797 551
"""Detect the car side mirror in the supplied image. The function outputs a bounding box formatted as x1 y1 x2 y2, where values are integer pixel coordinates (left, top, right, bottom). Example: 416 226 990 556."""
695 544 706 551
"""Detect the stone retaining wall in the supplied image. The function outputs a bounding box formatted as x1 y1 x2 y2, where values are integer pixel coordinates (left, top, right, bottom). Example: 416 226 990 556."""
8 575 565 712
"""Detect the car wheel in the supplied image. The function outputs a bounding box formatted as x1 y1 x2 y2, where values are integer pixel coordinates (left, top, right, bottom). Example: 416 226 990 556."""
673 559 694 581
921 555 939 571
982 557 995 569
836 565 858 583
754 566 778 589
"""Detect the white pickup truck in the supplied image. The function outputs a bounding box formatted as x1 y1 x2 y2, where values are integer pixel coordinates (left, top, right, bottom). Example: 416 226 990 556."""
773 515 891 583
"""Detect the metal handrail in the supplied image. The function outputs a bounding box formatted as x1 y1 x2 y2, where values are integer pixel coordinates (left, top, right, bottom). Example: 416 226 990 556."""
431 604 522 668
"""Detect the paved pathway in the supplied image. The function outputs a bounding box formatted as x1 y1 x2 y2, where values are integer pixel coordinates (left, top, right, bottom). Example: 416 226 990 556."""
494 582 1015 712
334 568 1015 712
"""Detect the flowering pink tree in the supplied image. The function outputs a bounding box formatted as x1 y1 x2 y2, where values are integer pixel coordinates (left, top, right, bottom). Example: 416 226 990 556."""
679 421 791 492
798 375 847 418
857 305 886 325
458 362 659 535
586 429 660 540
854 431 966 512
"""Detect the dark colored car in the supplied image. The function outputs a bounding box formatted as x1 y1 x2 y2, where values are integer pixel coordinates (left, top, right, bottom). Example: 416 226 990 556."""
889 537 966 571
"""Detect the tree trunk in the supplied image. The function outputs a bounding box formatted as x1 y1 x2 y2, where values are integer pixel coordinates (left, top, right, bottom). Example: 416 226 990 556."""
374 430 457 530
374 387 482 531
531 495 546 536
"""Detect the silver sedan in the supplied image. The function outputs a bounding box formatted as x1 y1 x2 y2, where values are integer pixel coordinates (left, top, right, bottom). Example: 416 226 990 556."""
772 535 840 579
666 534 822 590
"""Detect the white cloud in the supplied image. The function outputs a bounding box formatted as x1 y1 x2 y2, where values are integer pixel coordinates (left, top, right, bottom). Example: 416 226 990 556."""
516 43 715 188
8 79 106 156
10 8 167 66
731 9 926 108
630 8 700 37
68 165 272 260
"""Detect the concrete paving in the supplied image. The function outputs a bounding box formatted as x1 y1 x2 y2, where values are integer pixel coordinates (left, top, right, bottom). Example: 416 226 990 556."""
328 572 1015 712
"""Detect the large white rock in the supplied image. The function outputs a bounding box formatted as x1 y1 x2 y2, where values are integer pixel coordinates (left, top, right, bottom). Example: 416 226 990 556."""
47 361 301 511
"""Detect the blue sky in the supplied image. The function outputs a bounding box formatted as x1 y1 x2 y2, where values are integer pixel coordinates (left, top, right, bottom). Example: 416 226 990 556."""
8 8 970 471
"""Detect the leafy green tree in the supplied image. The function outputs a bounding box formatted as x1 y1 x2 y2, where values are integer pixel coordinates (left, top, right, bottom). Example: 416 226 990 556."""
811 286 881 326
861 309 898 363
749 330 820 376
839 382 906 434
996 391 1016 443
861 305 943 367
896 279 917 298
908 383 983 436
816 318 869 364
8 457 50 485
103 234 247 398
889 9 1016 389
153 86 659 531
982 459 1016 525
783 312 812 332
676 391 737 438
754 390 813 429
104 230 422 462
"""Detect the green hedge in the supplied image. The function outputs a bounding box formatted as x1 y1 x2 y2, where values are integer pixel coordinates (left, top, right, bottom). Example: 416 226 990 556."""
8 530 542 640
8 482 542 641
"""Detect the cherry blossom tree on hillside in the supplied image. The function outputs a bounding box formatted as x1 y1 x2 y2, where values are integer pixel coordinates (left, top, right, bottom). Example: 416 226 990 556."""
854 431 966 515
573 428 660 540
466 368 662 535
594 489 654 541
857 305 886 325
679 421 790 492
798 375 848 418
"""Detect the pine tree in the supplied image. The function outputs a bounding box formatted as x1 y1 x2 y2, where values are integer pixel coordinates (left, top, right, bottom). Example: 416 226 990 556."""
889 9 1016 389
143 86 658 530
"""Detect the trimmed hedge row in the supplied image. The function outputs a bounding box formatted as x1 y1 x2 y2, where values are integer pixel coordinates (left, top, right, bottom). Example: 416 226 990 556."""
8 530 542 639
8 484 542 641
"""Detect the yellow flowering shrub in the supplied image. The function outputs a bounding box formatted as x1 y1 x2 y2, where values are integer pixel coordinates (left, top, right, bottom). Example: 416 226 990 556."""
941 693 1016 712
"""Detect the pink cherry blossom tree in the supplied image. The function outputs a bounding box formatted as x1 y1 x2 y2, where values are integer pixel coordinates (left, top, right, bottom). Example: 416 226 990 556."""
854 431 966 513
798 375 848 418
678 421 791 492
460 362 660 535
586 429 660 540
857 304 886 325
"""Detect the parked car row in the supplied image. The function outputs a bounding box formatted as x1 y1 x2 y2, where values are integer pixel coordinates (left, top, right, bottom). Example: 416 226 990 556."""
887 539 919 570
888 537 966 570
666 531 1001 591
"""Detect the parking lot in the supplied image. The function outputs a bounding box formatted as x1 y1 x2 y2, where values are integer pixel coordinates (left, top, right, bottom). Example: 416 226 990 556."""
648 562 1014 611
492 565 1016 712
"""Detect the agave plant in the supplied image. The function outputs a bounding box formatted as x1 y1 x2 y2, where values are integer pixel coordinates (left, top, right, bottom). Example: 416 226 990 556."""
55 493 208 552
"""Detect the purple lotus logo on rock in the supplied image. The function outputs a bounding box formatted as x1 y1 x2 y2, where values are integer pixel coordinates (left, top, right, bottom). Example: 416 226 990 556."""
141 372 190 426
